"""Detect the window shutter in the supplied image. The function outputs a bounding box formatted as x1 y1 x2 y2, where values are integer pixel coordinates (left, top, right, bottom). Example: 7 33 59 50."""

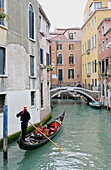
57 56 59 64
68 70 70 79
72 69 74 79
40 49 43 64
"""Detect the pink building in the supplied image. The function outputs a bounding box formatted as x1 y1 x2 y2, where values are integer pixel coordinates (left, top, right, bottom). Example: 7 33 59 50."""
98 17 111 108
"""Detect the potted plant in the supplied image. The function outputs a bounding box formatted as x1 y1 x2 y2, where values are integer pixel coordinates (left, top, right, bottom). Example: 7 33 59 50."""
46 66 53 71
0 9 6 19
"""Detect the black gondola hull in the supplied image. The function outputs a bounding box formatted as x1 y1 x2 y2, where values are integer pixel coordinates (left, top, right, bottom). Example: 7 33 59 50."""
17 111 65 150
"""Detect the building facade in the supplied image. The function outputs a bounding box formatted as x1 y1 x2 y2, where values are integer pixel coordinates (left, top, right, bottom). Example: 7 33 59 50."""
0 0 51 139
50 28 82 87
98 18 111 108
81 0 111 90
39 4 51 120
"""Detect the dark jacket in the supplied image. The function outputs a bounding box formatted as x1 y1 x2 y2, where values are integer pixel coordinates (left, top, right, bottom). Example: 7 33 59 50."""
16 109 31 122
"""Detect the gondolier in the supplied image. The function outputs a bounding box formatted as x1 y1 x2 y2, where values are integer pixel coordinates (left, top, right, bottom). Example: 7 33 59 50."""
16 106 31 141
17 111 65 150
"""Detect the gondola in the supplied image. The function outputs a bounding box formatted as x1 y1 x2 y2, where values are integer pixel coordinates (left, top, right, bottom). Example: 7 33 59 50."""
17 111 65 150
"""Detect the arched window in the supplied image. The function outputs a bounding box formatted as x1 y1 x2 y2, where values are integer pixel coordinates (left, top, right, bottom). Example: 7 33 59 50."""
57 54 63 65
29 4 34 39
69 54 74 64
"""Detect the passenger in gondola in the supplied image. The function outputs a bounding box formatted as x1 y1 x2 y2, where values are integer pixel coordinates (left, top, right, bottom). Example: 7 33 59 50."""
16 106 31 141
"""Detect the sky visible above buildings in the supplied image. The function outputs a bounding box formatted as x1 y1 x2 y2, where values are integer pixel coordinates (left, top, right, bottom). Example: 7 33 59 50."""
38 0 88 31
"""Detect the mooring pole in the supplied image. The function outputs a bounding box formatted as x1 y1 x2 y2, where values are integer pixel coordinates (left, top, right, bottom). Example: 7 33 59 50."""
3 105 8 159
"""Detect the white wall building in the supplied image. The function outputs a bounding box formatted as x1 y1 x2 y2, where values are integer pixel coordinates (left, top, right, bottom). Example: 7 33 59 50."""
0 0 51 139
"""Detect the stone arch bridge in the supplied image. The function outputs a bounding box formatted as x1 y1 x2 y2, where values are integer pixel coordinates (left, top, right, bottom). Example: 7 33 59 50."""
50 87 100 102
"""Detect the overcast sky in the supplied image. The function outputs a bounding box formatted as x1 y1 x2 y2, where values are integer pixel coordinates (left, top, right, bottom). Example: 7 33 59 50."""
38 0 88 31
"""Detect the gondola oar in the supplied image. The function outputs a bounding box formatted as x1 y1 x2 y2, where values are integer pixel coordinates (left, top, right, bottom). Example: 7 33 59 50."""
29 122 64 152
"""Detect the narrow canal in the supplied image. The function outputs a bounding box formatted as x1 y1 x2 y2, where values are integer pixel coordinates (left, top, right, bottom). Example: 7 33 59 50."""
0 99 111 169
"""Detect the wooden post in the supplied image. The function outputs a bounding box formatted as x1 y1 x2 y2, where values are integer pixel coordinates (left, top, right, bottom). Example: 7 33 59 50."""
3 105 8 159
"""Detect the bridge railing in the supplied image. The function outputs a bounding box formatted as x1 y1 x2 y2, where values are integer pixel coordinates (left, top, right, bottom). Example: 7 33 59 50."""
50 82 101 91
50 82 78 89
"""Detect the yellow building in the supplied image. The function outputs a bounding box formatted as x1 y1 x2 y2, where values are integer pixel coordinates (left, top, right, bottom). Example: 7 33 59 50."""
81 0 111 89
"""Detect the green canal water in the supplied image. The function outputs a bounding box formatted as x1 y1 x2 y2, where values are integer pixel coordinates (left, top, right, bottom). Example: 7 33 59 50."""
0 99 111 170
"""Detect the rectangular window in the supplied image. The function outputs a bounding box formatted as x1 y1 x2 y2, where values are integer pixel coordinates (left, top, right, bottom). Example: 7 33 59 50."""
82 45 84 54
0 47 5 75
87 39 90 52
102 26 104 34
85 43 86 53
106 37 108 47
94 17 96 24
69 54 74 64
69 33 73 39
89 23 90 30
92 20 93 26
40 48 43 64
85 28 86 34
30 55 34 76
57 44 62 50
95 60 97 73
87 62 91 76
106 59 108 72
46 53 50 66
99 62 101 74
82 65 84 75
85 64 86 75
92 37 94 49
39 15 41 31
0 94 5 113
87 24 89 31
94 2 102 10
95 34 96 47
99 44 101 53
102 60 104 73
47 82 49 104
31 91 35 106
102 41 104 51
29 6 34 39
69 44 74 50
68 69 74 79
57 54 62 64
95 79 97 87
92 79 94 86
41 83 43 108
92 61 94 73
58 69 63 81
